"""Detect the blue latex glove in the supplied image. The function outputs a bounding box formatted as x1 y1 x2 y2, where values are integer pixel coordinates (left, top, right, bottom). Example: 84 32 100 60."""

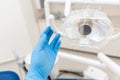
26 26 61 80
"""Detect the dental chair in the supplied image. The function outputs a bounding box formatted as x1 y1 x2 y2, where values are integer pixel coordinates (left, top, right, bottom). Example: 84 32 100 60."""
0 71 20 80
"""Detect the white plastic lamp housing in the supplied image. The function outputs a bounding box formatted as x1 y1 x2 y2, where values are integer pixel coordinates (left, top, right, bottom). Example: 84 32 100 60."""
53 9 113 48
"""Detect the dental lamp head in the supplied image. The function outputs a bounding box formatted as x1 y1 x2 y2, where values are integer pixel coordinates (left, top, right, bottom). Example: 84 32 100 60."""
51 9 113 49
45 0 120 49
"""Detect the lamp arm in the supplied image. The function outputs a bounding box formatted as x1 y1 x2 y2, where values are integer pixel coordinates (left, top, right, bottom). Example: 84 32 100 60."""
98 53 120 78
58 51 106 69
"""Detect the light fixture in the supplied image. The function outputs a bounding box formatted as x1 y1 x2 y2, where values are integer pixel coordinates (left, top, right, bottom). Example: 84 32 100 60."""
53 9 113 48
44 0 120 78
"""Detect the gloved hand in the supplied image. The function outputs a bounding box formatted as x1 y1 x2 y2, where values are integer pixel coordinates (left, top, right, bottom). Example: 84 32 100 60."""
26 26 61 80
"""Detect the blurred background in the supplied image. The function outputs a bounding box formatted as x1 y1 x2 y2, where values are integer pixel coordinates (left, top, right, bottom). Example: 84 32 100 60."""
0 0 120 80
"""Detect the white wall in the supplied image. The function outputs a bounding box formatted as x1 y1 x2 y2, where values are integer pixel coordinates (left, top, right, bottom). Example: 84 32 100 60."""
20 0 40 47
0 0 39 63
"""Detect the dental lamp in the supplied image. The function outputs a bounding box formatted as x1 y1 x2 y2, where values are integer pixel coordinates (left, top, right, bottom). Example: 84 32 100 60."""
43 0 120 78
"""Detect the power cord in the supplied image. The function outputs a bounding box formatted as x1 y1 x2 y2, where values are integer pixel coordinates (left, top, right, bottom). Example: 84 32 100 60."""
57 70 84 78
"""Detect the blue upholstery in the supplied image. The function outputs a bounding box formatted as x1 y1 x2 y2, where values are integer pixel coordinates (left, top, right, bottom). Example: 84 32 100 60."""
53 78 94 80
0 71 20 80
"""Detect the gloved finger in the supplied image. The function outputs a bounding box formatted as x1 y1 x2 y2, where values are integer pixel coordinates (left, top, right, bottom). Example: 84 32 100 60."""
54 40 61 53
38 26 52 45
41 26 51 37
47 29 53 43
35 26 53 50
34 34 47 50
50 34 61 49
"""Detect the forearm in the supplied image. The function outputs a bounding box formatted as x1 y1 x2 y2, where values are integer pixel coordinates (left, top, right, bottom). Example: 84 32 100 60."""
26 72 45 80
26 75 44 80
26 67 46 80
